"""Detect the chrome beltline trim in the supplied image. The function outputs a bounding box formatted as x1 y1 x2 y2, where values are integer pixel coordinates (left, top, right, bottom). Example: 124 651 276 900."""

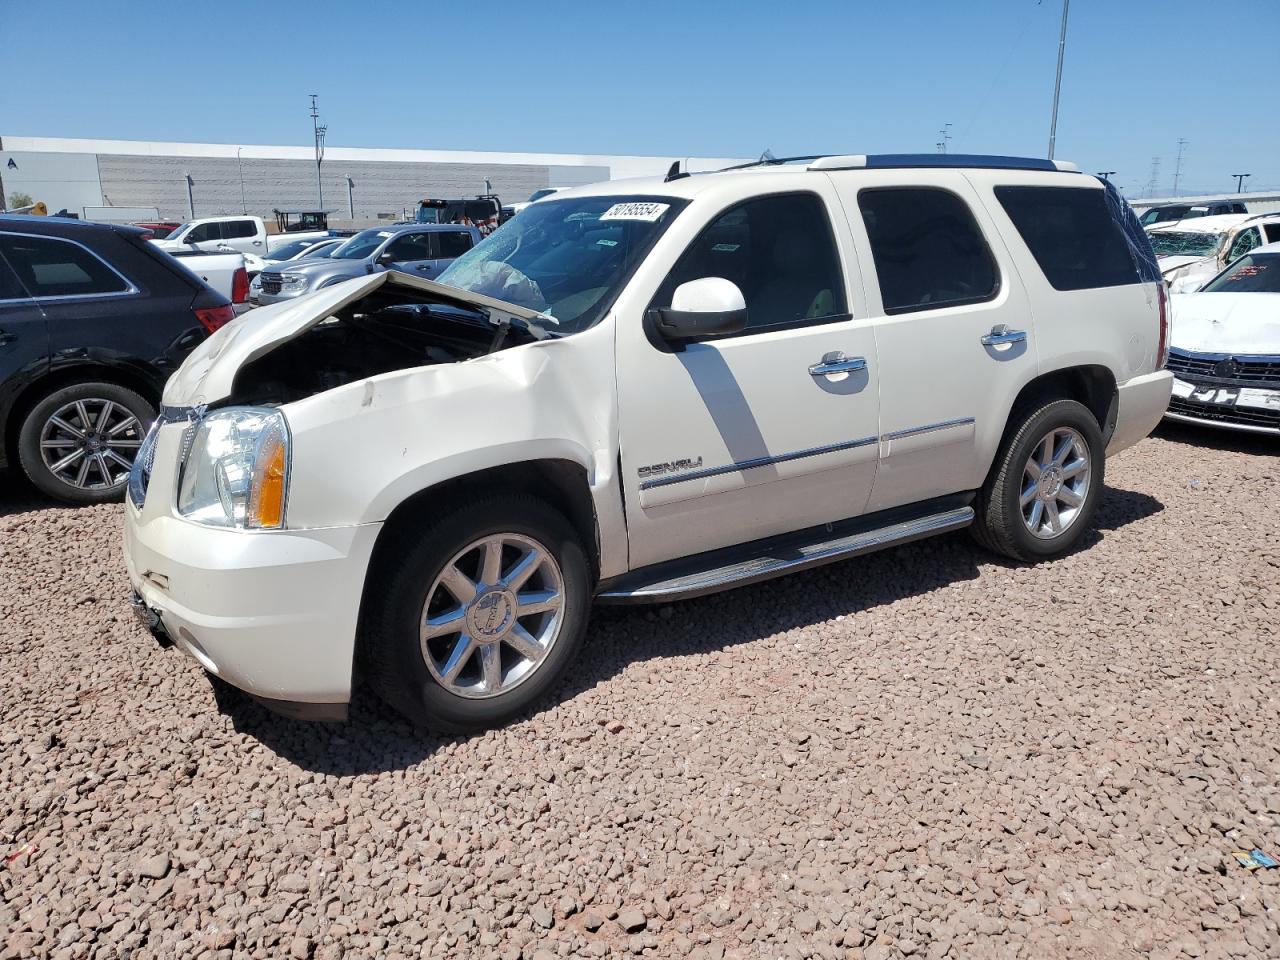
881 416 975 442
639 435 878 490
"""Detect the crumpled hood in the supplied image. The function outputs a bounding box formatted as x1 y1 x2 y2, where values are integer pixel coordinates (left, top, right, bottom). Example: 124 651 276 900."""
163 272 552 407
1169 292 1280 355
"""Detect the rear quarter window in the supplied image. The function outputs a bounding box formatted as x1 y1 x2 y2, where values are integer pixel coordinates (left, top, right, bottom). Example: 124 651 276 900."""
995 186 1142 291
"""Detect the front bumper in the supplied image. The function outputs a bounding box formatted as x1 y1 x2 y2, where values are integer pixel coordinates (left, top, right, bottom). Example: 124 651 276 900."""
124 502 383 710
1107 370 1174 455
1162 350 1280 435
255 285 308 305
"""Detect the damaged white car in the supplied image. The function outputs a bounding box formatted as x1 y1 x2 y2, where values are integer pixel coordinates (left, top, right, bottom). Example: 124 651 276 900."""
1149 214 1280 291
124 156 1172 731
1165 241 1280 435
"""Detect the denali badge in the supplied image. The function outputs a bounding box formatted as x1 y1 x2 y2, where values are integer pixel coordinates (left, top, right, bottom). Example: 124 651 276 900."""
638 456 703 479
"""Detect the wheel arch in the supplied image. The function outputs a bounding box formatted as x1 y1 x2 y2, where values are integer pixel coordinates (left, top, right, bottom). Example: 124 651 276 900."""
1007 363 1118 442
3 361 163 467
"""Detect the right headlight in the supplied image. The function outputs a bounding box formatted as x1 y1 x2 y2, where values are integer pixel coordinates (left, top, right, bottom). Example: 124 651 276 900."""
176 408 290 529
280 273 306 288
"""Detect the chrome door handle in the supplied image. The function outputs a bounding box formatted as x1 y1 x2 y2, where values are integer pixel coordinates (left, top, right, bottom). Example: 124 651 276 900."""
809 352 867 376
980 325 1027 346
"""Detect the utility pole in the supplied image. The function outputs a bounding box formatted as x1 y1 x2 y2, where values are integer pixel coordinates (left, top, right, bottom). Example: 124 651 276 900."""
1232 173 1251 193
936 123 951 154
309 94 327 209
1172 138 1188 195
1047 0 1070 159
236 146 247 214
1096 171 1116 181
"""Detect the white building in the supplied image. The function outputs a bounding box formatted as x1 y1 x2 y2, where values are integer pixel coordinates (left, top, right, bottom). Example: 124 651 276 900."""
0 135 747 221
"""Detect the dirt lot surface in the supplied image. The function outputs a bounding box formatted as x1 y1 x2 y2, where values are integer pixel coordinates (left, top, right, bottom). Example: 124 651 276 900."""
1 423 1277 960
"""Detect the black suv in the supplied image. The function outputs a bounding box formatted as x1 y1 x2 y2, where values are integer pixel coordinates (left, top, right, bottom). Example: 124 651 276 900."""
0 216 232 505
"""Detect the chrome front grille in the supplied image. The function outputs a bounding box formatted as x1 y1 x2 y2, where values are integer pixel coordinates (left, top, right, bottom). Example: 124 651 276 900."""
1166 348 1280 387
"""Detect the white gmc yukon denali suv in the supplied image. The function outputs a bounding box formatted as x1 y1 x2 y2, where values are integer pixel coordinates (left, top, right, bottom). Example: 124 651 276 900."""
123 154 1173 731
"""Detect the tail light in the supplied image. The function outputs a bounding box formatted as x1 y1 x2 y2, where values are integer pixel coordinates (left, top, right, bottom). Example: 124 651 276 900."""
1155 282 1170 369
194 303 234 333
231 267 249 305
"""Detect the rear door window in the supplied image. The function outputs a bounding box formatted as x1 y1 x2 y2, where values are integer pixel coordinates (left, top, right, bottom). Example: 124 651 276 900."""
434 231 474 259
857 187 998 313
383 232 433 262
0 233 132 298
995 186 1141 291
223 219 258 240
654 192 847 332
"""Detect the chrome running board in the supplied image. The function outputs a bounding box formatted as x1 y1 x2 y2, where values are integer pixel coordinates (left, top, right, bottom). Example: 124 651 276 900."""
597 503 974 604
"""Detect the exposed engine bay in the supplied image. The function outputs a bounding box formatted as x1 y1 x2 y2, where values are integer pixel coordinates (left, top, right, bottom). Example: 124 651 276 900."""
229 287 541 405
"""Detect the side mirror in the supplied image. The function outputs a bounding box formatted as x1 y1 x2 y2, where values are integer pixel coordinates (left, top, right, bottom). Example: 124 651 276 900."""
376 252 396 265
648 277 747 348
183 233 199 244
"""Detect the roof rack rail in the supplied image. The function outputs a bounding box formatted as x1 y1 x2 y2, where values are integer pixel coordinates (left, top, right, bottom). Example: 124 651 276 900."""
807 154 1079 173
718 155 828 172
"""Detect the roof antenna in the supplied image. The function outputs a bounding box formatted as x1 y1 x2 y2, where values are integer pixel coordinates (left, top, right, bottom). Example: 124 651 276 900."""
664 159 690 182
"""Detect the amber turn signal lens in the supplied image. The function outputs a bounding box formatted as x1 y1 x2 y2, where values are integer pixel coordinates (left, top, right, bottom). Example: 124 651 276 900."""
249 432 287 529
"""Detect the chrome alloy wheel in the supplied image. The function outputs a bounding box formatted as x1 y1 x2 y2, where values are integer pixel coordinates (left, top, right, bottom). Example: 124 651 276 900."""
1020 426 1091 540
419 533 565 699
39 399 144 490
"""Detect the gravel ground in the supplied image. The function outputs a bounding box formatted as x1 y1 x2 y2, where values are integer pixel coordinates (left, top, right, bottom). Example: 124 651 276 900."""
1 423 1278 960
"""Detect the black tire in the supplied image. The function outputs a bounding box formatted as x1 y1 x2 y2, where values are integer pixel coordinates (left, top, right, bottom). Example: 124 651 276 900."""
971 398 1105 562
363 494 592 732
17 382 155 506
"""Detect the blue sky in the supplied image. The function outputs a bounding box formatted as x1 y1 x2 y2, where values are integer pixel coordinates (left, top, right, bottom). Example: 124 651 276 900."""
2 0 1277 198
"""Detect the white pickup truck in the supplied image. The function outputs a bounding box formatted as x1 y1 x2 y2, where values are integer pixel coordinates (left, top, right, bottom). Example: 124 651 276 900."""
165 249 251 312
153 215 331 257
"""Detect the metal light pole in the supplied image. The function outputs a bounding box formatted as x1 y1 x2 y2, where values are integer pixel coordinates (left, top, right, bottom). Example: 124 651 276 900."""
1096 171 1116 181
1047 0 1070 160
310 94 327 209
184 173 195 218
236 146 247 214
346 175 354 219
1232 173 1251 193
1172 138 1188 195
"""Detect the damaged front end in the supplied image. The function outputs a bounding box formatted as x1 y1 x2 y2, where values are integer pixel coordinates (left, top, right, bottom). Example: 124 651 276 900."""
163 271 557 409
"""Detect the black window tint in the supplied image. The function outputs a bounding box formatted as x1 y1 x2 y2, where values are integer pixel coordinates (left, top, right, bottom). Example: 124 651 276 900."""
858 188 997 313
383 232 433 261
657 193 846 331
0 252 28 300
223 220 257 239
435 231 473 259
1264 224 1280 245
0 234 130 298
995 186 1140 291
187 222 222 242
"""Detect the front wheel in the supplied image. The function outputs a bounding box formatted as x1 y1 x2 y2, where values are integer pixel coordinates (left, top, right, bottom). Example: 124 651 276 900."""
971 398 1104 562
363 495 592 732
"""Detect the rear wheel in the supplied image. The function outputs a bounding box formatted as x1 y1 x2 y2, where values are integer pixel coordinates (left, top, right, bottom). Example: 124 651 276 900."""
972 398 1104 562
17 382 154 505
363 495 591 732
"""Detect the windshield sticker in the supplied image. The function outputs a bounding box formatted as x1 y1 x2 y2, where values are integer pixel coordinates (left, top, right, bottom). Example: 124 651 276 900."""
600 202 670 223
596 239 619 247
711 243 740 253
376 231 393 238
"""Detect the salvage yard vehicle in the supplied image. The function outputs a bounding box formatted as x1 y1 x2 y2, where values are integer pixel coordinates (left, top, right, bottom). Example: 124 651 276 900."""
1165 240 1280 435
1138 200 1248 226
0 215 233 504
153 215 269 255
166 249 251 312
1148 213 1280 290
124 154 1173 730
255 223 479 304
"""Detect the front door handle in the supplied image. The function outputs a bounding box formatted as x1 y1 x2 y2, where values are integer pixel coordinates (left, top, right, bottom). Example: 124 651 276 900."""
980 324 1027 346
0 329 15 346
809 352 867 377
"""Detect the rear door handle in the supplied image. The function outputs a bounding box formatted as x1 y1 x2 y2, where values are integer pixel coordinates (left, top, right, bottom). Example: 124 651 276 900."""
809 352 867 376
980 324 1027 346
